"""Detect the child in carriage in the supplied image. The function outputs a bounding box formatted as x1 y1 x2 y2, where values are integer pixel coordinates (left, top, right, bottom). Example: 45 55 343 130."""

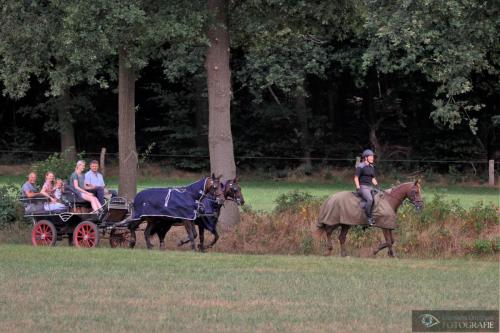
40 171 67 212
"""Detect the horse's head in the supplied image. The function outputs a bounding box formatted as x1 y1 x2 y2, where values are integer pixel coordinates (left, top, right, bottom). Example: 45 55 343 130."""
206 174 224 205
223 177 245 206
405 180 424 211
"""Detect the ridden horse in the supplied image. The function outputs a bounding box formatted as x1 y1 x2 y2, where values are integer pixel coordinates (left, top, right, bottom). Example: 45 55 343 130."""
127 175 223 250
176 177 245 251
317 180 424 257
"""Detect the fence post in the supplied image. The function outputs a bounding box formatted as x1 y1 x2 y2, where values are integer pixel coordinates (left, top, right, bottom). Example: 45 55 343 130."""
488 159 495 186
100 147 106 177
355 156 360 168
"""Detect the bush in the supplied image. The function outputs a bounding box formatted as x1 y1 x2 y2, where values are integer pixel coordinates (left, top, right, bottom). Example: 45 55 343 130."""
32 151 84 186
472 239 494 254
0 184 25 227
274 190 317 213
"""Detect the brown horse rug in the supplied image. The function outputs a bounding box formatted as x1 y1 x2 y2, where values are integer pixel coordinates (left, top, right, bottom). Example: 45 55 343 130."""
317 191 397 229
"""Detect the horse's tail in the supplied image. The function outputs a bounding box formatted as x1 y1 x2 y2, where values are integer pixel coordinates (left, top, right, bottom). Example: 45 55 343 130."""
314 221 327 238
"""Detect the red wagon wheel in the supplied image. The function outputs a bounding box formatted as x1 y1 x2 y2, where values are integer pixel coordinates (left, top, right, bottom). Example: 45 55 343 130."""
73 221 100 248
31 220 57 247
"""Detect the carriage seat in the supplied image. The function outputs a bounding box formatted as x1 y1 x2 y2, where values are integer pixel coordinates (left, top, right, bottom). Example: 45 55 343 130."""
19 197 69 215
62 186 92 208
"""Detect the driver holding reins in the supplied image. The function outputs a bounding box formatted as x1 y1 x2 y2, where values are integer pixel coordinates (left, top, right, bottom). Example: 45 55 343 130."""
354 149 378 226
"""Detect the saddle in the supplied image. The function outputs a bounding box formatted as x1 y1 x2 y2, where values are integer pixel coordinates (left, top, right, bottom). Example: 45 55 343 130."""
352 189 380 209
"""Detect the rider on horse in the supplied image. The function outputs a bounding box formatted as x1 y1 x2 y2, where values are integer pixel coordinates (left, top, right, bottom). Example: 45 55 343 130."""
354 149 378 226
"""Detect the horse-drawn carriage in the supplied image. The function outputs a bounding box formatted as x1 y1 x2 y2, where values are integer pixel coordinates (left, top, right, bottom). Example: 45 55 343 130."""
23 191 131 248
24 175 244 250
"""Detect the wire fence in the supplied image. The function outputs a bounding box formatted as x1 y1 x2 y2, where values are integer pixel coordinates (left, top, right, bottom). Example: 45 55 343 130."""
0 149 498 164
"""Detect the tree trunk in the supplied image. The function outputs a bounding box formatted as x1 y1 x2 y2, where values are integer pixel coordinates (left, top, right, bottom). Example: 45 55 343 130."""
364 84 383 158
118 48 138 202
58 89 76 162
205 0 239 227
296 95 312 173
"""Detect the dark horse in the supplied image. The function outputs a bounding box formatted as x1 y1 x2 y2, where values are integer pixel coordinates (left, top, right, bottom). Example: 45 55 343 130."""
147 177 244 251
316 180 424 257
127 175 224 250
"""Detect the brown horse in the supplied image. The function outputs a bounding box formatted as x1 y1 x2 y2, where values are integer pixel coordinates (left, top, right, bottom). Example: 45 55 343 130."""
127 175 224 250
317 180 424 257
176 177 245 251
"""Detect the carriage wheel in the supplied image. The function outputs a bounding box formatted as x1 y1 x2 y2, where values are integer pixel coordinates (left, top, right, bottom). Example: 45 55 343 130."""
109 229 131 248
31 220 57 247
73 221 100 248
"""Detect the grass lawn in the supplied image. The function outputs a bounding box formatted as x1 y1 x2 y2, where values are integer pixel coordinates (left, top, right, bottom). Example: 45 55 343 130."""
0 245 498 333
1 175 498 211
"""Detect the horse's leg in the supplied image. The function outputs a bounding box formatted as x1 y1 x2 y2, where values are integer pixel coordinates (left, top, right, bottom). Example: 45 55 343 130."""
324 225 336 256
144 219 155 250
183 220 197 251
177 222 199 246
158 225 171 251
206 228 219 249
128 220 139 249
339 225 350 257
373 229 391 256
387 230 396 257
198 224 206 252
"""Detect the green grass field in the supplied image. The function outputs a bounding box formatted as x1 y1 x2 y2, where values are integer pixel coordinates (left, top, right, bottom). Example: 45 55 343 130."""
2 175 498 211
0 245 498 333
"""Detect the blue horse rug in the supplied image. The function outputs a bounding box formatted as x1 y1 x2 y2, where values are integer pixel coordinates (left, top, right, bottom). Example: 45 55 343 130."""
132 178 208 220
196 196 222 233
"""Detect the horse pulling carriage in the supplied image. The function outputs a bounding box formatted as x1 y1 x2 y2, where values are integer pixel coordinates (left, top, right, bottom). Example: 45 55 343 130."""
24 175 244 251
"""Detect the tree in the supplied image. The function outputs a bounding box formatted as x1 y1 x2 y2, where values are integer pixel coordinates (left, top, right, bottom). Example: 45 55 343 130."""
363 0 500 133
1 0 207 200
231 0 363 168
58 0 206 200
205 0 240 226
0 2 82 159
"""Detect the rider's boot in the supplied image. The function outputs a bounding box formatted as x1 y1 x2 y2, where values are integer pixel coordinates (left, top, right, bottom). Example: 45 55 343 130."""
367 217 375 226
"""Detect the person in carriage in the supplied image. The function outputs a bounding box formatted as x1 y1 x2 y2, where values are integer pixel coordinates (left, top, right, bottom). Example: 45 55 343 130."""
69 160 102 211
84 160 116 205
40 171 67 212
21 172 41 199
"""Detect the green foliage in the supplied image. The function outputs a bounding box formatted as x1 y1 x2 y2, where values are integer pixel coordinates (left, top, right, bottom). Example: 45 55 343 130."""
31 151 84 186
472 239 494 254
232 0 362 97
465 201 499 233
0 1 207 97
273 190 316 213
0 184 24 227
363 0 500 131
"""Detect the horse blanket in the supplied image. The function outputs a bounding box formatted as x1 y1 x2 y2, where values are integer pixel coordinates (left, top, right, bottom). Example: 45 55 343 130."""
196 196 221 233
317 191 397 229
132 178 208 220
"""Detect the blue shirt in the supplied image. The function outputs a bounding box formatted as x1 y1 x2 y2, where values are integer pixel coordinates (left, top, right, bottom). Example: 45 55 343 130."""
84 170 105 187
21 182 39 197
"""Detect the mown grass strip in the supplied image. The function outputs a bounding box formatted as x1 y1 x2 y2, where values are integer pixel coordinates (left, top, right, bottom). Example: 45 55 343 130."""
0 245 498 333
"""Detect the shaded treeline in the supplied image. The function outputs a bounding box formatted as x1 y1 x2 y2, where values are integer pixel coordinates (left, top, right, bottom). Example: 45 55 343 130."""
0 0 498 174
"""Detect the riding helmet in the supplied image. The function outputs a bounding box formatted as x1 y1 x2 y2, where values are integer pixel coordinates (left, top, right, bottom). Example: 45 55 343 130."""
362 149 374 157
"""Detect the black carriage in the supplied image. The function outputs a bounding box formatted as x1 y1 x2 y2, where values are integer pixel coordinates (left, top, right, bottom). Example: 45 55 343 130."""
22 192 131 248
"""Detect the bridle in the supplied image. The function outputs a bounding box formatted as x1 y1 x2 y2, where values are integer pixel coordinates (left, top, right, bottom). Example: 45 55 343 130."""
223 180 244 206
